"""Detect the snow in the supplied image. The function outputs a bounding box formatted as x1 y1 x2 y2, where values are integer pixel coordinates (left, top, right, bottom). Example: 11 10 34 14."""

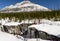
29 24 60 37
0 20 2 23
20 19 40 24
1 0 51 13
0 18 21 26
0 30 52 41
40 19 53 24
53 21 60 26
15 1 32 6
21 19 34 24
1 19 7 25
25 38 51 41
0 31 19 41
3 22 21 26
15 35 24 41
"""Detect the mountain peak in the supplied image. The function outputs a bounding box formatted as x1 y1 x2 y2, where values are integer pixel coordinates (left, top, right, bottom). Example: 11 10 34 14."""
0 0 51 13
15 0 31 6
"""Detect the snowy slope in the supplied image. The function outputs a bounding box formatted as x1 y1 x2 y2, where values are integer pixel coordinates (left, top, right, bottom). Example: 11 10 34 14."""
1 1 51 13
29 24 60 37
0 31 19 41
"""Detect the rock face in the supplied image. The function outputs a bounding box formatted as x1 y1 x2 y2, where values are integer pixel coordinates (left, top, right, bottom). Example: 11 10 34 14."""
21 29 60 41
1 0 51 13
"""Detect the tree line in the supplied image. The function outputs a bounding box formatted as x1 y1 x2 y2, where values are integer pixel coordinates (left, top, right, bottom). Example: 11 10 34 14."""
0 10 60 21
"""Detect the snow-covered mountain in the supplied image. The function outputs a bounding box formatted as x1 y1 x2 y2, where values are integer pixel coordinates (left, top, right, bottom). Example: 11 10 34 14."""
0 0 51 13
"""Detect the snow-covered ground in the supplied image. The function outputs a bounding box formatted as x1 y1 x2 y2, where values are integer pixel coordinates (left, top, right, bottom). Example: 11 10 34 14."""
29 23 60 38
3 22 21 26
0 31 18 41
0 18 60 41
0 30 52 41
23 38 52 41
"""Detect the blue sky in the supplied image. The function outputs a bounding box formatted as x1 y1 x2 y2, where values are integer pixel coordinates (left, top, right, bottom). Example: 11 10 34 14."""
0 0 60 10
